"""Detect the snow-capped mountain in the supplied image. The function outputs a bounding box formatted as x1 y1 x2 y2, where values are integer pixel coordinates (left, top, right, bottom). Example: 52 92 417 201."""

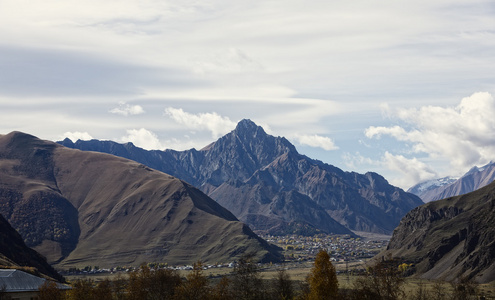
408 161 495 202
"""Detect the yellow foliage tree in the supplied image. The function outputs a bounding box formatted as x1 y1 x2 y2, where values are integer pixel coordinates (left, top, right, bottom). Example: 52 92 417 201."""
306 250 339 300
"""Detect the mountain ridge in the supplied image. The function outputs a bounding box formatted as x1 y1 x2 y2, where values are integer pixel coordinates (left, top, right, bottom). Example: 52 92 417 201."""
383 180 495 283
59 119 423 235
0 131 281 268
408 161 495 202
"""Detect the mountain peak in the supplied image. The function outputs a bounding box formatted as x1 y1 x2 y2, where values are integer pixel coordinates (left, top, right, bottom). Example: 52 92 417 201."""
234 119 265 135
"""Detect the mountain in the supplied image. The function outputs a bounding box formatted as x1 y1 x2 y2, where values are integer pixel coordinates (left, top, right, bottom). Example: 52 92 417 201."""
59 119 423 235
0 131 281 268
408 162 495 202
383 180 495 283
0 213 63 281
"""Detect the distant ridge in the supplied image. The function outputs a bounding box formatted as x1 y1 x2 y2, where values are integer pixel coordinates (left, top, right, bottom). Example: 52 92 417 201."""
59 119 423 235
0 131 281 268
408 161 495 202
383 180 495 283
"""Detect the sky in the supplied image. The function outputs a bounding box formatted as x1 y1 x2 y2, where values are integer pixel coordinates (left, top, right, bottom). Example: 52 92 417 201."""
1 0 495 190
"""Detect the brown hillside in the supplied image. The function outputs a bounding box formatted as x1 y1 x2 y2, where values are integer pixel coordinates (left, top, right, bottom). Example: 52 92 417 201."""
0 132 280 268
382 180 495 283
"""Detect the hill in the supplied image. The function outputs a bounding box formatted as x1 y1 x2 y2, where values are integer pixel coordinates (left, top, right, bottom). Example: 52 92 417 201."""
383 180 495 283
59 119 423 235
0 213 63 281
408 162 495 202
0 131 281 268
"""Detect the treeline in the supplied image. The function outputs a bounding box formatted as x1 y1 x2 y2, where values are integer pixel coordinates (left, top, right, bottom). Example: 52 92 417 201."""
39 250 485 300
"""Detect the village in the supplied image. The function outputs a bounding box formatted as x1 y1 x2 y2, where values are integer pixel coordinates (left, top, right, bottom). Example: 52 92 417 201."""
60 233 390 277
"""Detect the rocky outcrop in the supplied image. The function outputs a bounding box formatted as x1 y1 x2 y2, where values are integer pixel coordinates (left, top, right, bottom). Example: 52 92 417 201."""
59 119 423 235
0 131 281 268
383 181 495 283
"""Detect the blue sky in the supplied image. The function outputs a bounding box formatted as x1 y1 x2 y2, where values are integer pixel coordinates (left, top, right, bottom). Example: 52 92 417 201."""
1 0 495 189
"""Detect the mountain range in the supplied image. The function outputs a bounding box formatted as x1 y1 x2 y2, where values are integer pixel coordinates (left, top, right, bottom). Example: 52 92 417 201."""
59 119 423 235
0 131 281 268
383 180 495 283
408 162 495 202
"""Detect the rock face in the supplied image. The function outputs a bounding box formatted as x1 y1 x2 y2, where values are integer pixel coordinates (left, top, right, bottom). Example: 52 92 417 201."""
0 131 281 268
60 119 423 235
384 181 495 283
0 214 63 281
408 162 495 202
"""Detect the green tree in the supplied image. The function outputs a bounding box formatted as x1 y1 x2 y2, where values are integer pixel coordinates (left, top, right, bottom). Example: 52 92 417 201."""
306 250 339 300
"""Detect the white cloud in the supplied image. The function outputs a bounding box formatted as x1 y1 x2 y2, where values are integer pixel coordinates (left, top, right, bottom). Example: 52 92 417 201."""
164 107 236 139
190 47 264 75
342 152 377 170
292 134 338 151
63 131 93 142
110 102 145 116
366 92 495 178
121 128 162 150
382 152 437 189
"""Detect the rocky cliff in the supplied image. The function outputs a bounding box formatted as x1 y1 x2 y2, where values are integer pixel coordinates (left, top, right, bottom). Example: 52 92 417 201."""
384 181 495 283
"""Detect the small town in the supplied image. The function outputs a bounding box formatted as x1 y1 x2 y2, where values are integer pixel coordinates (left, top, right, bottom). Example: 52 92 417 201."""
59 233 390 278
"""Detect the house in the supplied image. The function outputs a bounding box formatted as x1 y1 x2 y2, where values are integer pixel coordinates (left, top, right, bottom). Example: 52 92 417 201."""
0 269 68 300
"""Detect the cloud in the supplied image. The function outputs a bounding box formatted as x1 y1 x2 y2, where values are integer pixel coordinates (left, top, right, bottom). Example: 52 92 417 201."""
110 102 145 116
342 152 377 170
366 92 495 176
164 107 236 139
382 152 437 189
190 47 264 75
63 131 93 142
121 128 163 150
292 134 338 151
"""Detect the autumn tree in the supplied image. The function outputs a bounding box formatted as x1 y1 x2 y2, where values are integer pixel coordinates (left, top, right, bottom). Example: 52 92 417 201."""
231 252 265 300
273 268 294 300
38 280 65 300
211 276 232 300
175 261 211 300
67 279 94 300
93 279 112 300
127 264 182 300
351 257 405 300
306 250 339 300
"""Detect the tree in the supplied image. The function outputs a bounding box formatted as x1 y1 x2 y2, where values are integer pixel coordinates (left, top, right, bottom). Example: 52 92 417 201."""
231 252 265 300
273 268 294 300
175 261 211 300
211 276 232 300
38 281 64 300
67 279 94 300
93 279 112 300
306 250 339 300
127 264 182 300
351 257 405 300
